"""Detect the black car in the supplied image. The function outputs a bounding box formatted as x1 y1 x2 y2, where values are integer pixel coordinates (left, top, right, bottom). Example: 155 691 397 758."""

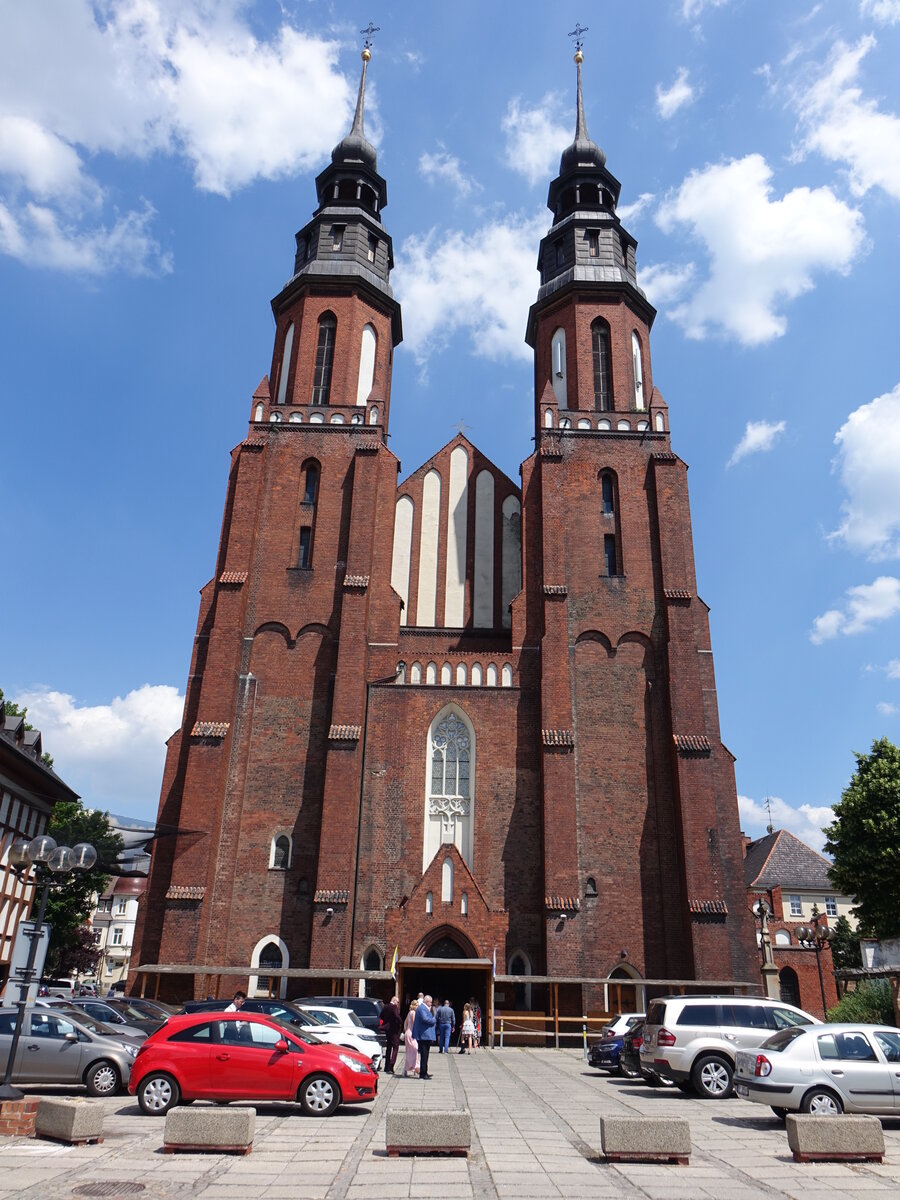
178 997 326 1030
620 1021 675 1088
293 995 383 1038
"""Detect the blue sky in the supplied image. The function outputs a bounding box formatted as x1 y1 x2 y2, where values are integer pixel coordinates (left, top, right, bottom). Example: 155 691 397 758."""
3 1 899 850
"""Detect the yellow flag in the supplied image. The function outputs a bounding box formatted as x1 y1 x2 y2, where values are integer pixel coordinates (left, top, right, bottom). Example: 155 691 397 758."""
390 946 398 979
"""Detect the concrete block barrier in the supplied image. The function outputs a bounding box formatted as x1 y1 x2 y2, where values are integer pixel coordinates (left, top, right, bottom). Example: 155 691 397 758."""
386 1108 471 1157
163 1106 255 1155
35 1098 104 1145
786 1114 885 1163
600 1115 691 1165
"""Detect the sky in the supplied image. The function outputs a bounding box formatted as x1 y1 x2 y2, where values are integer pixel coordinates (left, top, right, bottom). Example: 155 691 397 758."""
2 1 899 853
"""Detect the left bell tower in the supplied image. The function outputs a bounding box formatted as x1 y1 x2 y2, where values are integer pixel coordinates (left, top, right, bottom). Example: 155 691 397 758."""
132 45 404 995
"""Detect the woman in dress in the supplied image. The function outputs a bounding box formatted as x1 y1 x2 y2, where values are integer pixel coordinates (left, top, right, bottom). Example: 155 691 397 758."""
402 998 420 1077
460 1003 476 1054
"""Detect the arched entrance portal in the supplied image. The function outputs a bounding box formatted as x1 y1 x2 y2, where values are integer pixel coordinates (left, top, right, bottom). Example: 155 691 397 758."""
396 928 493 1043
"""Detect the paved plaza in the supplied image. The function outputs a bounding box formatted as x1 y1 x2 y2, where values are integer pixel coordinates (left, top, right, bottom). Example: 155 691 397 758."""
2 1048 899 1199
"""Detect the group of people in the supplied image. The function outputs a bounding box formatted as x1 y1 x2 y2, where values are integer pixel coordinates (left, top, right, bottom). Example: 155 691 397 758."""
379 994 482 1077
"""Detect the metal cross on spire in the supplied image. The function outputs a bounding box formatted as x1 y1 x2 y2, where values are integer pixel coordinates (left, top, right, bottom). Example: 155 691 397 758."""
568 23 589 51
360 21 380 49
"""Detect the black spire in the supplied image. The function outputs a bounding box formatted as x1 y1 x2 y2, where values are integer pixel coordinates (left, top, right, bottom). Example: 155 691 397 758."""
332 46 377 171
559 48 606 175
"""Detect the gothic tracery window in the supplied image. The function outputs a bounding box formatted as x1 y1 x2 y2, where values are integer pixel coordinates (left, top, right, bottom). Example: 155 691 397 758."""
424 709 473 871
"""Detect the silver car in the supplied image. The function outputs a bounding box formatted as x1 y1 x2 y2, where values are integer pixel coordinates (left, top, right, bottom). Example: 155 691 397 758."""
735 1023 900 1117
0 1004 136 1095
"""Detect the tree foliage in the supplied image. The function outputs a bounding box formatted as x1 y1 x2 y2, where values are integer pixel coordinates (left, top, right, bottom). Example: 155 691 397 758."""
824 737 900 940
43 800 124 975
52 925 102 979
826 979 894 1025
0 686 54 767
828 914 862 971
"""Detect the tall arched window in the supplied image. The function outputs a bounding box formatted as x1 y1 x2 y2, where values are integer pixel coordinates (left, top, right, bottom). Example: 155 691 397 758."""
424 707 474 872
551 328 567 407
276 322 294 404
632 331 645 410
311 313 336 405
249 934 289 998
299 459 320 569
509 951 532 1010
600 469 621 576
592 319 612 411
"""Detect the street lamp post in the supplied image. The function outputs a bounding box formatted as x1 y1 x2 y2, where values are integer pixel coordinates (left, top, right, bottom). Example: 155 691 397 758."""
795 910 833 1016
0 834 98 1101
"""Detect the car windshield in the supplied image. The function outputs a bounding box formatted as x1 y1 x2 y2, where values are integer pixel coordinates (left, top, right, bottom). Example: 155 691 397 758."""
52 1008 116 1037
265 1013 323 1045
108 1001 154 1021
761 1026 808 1052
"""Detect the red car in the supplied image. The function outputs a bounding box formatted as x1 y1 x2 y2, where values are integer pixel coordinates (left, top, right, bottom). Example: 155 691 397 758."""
128 1011 377 1117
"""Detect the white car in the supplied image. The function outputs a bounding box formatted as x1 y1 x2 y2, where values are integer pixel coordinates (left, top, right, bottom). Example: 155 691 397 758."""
294 1004 383 1070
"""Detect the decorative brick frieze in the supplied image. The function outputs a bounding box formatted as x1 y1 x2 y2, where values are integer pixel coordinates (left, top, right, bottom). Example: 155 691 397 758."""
166 885 206 901
540 444 563 459
545 895 581 913
673 733 712 755
664 588 691 602
652 450 677 462
241 439 265 451
328 724 361 741
314 889 349 905
542 729 574 747
355 438 380 454
688 897 728 915
218 570 248 585
343 574 370 590
542 584 568 596
190 721 230 739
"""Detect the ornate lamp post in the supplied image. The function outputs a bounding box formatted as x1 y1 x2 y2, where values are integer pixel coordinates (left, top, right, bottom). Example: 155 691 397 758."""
795 910 833 1016
0 834 98 1101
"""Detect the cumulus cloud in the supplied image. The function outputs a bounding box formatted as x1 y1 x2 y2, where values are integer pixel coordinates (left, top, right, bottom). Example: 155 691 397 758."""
794 37 900 201
656 68 696 119
654 154 866 344
617 192 655 224
419 149 480 199
12 685 185 820
829 383 900 559
887 659 900 678
877 701 899 716
501 94 570 186
728 420 787 467
0 1 358 275
683 0 731 18
638 261 696 306
860 0 900 24
738 794 834 854
810 576 900 643
394 211 546 368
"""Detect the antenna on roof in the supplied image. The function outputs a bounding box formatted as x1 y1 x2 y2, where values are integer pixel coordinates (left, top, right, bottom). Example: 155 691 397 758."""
765 794 775 835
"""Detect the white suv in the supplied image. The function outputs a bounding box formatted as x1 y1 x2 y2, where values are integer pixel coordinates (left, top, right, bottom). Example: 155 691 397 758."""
296 1004 383 1071
640 995 819 1098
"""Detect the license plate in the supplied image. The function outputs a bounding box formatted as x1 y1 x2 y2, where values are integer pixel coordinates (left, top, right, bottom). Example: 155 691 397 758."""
735 1084 749 1097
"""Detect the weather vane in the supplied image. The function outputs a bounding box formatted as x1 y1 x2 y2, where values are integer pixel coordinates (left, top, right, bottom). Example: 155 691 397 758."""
568 23 589 52
360 21 380 50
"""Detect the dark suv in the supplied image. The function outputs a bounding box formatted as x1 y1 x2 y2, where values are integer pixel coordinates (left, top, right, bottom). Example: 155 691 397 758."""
294 995 383 1037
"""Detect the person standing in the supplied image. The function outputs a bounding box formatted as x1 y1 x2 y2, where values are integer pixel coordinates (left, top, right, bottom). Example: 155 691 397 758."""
460 1003 475 1053
380 995 402 1074
402 998 420 1077
412 992 437 1078
435 998 455 1053
225 990 246 1012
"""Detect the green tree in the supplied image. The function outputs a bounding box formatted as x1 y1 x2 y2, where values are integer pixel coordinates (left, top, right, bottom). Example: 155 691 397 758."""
828 914 862 971
42 800 124 976
824 737 900 939
0 686 54 767
826 979 894 1025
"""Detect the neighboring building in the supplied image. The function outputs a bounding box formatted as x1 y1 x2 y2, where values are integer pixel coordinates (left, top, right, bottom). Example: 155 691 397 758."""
744 828 853 1018
132 49 757 1012
92 876 147 989
0 700 79 992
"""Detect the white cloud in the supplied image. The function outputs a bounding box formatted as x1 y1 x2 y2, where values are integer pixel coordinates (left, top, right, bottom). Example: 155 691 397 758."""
654 154 865 344
738 794 834 854
794 37 900 201
501 94 571 186
12 685 185 819
860 1 900 24
810 576 900 642
728 420 787 467
877 701 899 716
887 659 900 678
0 2 359 274
419 149 480 199
638 261 697 306
617 192 655 224
394 212 546 368
829 383 900 559
656 68 696 119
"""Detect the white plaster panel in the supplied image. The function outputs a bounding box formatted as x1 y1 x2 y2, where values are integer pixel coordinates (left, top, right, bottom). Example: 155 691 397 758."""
356 324 376 405
501 495 521 631
391 496 414 627
417 469 441 626
276 322 294 404
473 470 495 628
444 446 469 626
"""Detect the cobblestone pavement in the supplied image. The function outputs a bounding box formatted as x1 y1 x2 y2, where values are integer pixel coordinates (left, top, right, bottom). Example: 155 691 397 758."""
2 1048 899 1199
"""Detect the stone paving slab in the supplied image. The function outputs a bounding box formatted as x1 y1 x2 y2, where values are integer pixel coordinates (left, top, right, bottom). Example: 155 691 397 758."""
1 1050 900 1198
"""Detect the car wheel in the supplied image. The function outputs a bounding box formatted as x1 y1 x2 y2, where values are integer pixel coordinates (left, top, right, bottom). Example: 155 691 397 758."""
85 1059 121 1097
138 1072 180 1115
299 1073 340 1117
691 1054 734 1099
801 1087 843 1116
770 1106 789 1122
618 1059 640 1079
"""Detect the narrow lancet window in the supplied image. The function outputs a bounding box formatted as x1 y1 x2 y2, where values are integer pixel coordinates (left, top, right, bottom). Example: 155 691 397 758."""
592 320 611 411
312 314 336 405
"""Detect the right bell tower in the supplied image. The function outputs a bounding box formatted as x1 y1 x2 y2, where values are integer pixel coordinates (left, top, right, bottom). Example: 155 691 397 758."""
524 46 757 986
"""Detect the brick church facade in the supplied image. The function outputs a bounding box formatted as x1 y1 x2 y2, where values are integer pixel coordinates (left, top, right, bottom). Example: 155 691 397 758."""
132 49 757 1011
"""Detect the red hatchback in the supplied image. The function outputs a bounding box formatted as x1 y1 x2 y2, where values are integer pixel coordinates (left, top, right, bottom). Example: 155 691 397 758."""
129 1011 377 1117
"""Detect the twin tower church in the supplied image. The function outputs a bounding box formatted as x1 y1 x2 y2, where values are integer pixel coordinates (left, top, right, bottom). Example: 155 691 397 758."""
132 47 757 1015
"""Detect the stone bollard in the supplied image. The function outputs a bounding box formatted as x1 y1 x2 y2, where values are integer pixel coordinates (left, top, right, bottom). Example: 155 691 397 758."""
600 1115 691 1165
35 1098 104 1145
386 1109 471 1157
786 1114 885 1163
163 1106 255 1155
